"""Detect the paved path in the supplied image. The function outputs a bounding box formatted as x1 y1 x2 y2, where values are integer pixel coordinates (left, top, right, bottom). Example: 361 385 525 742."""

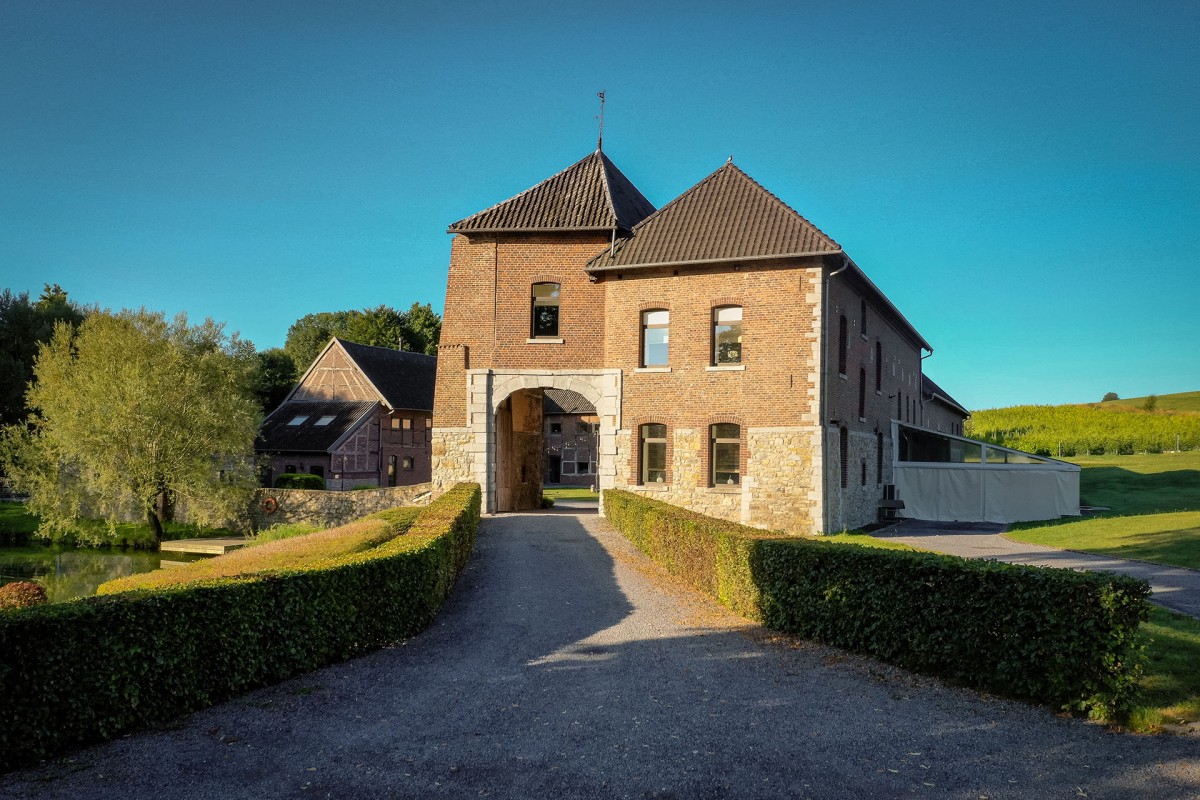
879 520 1200 619
3 512 1198 799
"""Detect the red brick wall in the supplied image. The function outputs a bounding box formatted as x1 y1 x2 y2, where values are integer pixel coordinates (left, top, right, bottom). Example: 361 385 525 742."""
603 259 823 457
824 272 926 529
433 232 611 426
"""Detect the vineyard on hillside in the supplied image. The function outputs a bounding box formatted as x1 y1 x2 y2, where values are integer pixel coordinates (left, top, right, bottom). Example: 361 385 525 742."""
965 403 1200 456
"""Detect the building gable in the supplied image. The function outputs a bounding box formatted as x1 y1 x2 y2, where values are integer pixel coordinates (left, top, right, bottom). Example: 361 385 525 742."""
587 162 841 272
448 150 655 234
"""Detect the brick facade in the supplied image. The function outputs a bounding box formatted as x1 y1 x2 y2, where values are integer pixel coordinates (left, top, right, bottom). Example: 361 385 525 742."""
432 153 949 531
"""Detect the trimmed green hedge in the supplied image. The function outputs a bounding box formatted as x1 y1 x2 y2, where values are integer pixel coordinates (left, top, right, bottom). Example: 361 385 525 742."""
603 489 1150 718
0 483 480 772
274 472 326 489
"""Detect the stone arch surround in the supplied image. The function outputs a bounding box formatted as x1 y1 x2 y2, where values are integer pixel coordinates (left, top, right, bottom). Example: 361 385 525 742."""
466 369 622 513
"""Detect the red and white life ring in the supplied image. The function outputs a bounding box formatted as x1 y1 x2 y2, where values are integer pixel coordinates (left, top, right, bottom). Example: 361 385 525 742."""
261 496 279 514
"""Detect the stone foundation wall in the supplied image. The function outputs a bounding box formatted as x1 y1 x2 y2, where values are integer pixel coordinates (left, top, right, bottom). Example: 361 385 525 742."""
250 483 434 531
611 425 821 533
825 427 885 531
432 429 475 494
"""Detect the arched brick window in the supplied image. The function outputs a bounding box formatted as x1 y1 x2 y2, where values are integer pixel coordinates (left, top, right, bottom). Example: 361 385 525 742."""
713 306 743 364
531 282 560 338
860 298 867 336
640 423 668 484
875 342 882 392
711 423 740 485
641 310 669 367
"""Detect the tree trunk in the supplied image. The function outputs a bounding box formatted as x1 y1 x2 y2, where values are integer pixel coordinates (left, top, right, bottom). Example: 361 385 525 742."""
146 507 163 544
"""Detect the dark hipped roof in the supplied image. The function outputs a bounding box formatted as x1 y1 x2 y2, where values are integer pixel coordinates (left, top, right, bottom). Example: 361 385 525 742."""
587 162 841 272
543 388 596 415
336 339 436 411
259 400 377 453
922 375 970 417
448 150 655 234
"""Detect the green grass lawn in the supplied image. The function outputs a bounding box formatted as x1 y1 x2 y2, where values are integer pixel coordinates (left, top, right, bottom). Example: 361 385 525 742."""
544 486 600 502
1069 450 1200 515
1131 606 1200 732
1005 450 1200 569
0 502 40 541
1007 512 1200 571
819 531 920 551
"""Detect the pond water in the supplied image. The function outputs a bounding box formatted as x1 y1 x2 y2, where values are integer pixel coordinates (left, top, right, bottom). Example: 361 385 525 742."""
0 545 207 603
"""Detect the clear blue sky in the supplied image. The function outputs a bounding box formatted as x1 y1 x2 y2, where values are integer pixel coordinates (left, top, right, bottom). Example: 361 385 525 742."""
2 0 1197 410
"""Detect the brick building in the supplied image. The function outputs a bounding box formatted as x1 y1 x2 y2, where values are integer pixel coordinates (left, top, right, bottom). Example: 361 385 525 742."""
259 338 435 490
542 388 599 487
431 149 985 531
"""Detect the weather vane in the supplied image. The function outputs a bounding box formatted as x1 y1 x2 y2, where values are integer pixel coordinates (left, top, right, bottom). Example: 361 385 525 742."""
596 91 605 151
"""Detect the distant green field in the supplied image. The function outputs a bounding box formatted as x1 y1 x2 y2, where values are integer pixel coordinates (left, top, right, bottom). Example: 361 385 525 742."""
967 396 1200 455
1100 391 1200 414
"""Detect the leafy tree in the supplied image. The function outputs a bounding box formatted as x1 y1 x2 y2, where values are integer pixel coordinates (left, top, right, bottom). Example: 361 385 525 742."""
1143 394 1158 412
0 285 86 427
1102 392 1119 402
252 348 298 415
1 310 260 543
282 303 441 370
399 302 441 356
283 310 353 372
343 304 406 350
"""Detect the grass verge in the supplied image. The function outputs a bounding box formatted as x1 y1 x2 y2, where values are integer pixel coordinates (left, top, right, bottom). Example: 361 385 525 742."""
1130 606 1200 732
1007 512 1200 571
543 487 600 502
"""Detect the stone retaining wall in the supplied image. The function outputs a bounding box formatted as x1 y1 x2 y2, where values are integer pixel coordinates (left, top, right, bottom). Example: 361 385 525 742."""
250 483 434 531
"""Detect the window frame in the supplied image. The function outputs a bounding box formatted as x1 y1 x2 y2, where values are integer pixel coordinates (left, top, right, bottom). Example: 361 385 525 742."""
530 282 561 339
640 308 670 367
710 423 741 486
712 305 743 365
640 423 668 485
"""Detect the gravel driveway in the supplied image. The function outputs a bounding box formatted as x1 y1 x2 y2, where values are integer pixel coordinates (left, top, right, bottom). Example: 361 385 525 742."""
3 512 1198 799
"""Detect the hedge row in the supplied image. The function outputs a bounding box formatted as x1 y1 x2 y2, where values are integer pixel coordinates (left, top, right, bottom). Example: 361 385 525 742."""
0 483 481 772
603 490 1150 718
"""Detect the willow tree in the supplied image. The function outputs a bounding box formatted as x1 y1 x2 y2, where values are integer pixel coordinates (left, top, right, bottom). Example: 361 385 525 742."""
1 309 261 542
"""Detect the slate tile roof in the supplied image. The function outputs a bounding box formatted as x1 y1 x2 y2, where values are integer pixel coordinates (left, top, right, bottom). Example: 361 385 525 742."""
586 162 841 272
336 339 436 411
259 400 377 453
448 150 655 234
922 375 970 417
543 388 596 415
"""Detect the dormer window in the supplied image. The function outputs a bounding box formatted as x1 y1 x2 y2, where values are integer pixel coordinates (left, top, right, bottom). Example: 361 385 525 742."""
287 415 308 426
314 415 336 426
531 283 560 338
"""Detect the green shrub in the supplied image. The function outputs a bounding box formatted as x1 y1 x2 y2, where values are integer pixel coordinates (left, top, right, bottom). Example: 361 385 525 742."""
0 581 48 610
0 483 480 772
603 489 1150 719
273 473 325 490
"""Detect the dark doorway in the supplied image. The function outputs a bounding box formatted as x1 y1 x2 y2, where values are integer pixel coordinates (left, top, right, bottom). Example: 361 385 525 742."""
495 389 545 512
547 454 561 483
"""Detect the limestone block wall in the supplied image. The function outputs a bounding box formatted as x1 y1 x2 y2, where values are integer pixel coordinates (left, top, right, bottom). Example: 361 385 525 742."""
432 429 475 493
825 427 887 531
747 427 821 532
250 483 434 531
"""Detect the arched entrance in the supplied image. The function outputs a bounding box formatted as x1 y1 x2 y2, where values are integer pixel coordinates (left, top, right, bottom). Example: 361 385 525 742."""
494 389 545 512
466 369 621 514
